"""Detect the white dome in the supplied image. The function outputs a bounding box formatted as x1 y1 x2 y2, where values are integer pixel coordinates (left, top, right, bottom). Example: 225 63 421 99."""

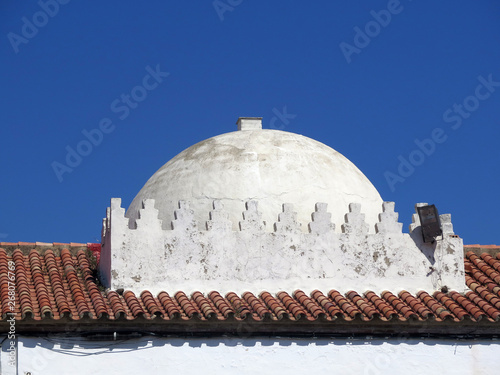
126 118 383 232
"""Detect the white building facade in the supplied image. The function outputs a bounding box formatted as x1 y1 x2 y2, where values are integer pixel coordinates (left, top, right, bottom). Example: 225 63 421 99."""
1 118 499 375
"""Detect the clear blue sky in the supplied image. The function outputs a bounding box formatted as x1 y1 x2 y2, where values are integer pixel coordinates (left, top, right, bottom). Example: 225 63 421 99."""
1 1 499 245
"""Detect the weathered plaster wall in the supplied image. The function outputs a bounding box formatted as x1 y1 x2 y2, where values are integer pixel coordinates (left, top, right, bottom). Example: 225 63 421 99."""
99 199 465 295
3 336 498 375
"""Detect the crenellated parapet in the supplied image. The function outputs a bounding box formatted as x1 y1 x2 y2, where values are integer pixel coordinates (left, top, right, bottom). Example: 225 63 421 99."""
99 199 465 295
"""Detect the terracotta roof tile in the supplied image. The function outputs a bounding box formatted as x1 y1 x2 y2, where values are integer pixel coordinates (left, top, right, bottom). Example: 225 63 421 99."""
1 247 500 333
192 291 217 319
157 291 181 319
346 291 379 319
481 253 500 273
225 292 251 318
293 290 325 319
328 290 363 320
12 249 34 318
433 292 469 320
365 291 398 320
175 291 199 318
123 290 146 318
247 292 273 319
418 291 456 321
208 291 234 318
106 290 126 319
449 291 487 321
381 291 417 320
277 291 308 320
465 291 500 321
311 290 342 318
141 291 162 317
44 250 71 317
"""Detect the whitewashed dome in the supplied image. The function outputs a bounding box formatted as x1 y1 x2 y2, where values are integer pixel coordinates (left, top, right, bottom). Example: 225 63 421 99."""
126 118 383 232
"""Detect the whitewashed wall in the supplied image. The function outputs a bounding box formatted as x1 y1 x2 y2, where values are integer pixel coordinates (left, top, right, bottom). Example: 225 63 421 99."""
2 336 498 375
100 199 465 296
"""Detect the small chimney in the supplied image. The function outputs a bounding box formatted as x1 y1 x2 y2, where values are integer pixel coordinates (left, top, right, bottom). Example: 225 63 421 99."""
236 117 262 131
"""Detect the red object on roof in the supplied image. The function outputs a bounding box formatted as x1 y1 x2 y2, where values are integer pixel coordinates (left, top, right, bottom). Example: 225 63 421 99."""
1 246 499 335
87 243 101 264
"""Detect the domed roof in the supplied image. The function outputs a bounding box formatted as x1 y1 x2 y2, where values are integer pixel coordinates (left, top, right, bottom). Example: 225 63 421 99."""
126 118 383 232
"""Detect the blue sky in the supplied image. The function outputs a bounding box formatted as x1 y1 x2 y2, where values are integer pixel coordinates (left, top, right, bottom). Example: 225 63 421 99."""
1 1 499 245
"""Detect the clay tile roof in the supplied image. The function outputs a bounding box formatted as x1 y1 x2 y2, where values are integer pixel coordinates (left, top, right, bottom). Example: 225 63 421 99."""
1 244 500 336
